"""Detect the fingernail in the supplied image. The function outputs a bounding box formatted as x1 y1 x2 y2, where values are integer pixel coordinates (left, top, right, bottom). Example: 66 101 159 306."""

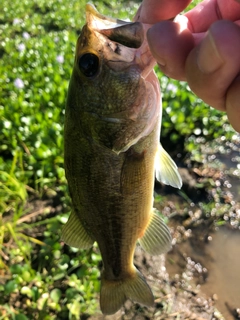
197 31 224 74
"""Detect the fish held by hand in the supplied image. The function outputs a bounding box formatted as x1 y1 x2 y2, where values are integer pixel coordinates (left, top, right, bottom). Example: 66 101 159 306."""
62 3 182 315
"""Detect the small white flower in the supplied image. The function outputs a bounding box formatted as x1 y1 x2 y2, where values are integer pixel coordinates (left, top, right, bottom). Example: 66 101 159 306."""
4 120 12 129
166 83 177 93
56 55 64 64
17 43 25 52
21 116 30 125
14 78 24 89
54 36 59 43
23 32 30 39
13 18 21 25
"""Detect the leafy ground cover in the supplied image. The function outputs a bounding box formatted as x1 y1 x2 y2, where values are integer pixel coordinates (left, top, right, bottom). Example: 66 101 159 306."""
0 0 239 319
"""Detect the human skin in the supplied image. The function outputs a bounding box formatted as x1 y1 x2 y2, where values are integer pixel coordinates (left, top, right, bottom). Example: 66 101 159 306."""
135 0 240 132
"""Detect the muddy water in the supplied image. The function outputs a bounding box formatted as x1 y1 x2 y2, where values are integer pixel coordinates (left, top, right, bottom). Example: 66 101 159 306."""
202 227 240 319
166 138 240 319
166 227 240 319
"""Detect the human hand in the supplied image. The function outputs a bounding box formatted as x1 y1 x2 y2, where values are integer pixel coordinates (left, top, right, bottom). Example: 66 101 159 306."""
136 0 240 132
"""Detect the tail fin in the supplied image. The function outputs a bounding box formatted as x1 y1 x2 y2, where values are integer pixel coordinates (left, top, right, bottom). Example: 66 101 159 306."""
100 268 154 315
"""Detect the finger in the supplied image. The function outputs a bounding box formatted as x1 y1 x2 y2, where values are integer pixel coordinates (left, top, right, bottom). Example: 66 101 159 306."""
226 76 240 132
147 20 194 80
136 0 191 23
191 17 240 45
173 15 240 46
185 0 240 32
185 21 240 112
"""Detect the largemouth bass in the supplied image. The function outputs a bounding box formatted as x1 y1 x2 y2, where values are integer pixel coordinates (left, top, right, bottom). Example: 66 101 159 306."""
62 4 182 315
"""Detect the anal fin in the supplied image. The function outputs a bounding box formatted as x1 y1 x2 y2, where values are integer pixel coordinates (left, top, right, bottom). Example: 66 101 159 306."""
139 210 172 255
155 143 182 189
61 209 94 249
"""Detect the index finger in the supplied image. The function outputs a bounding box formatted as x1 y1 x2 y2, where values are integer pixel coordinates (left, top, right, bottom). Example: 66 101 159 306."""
185 0 240 32
136 0 191 23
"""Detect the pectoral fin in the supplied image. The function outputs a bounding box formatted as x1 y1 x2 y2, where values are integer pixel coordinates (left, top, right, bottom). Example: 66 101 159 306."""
155 143 182 189
139 210 172 255
61 209 94 249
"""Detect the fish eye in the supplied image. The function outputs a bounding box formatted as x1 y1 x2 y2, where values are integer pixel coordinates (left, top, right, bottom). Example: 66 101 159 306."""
78 53 99 77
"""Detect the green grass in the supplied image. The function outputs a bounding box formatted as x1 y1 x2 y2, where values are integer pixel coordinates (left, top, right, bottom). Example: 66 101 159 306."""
0 0 237 318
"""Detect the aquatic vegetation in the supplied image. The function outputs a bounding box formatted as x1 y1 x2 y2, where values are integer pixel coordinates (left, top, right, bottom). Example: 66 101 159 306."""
0 0 238 318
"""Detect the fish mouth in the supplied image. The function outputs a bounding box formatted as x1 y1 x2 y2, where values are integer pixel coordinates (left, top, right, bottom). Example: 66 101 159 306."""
86 3 144 48
85 3 156 78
